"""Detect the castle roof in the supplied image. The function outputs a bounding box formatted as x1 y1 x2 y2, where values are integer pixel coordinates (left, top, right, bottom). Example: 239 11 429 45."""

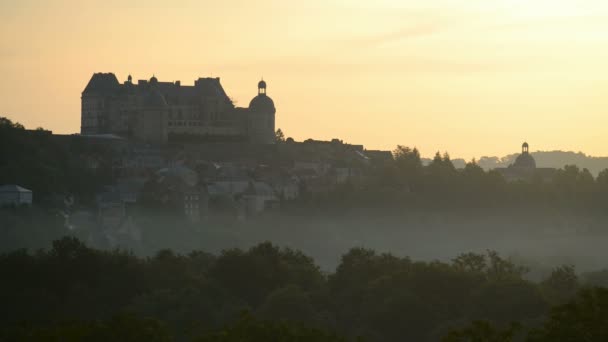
513 153 536 169
83 74 233 106
249 94 275 114
83 73 120 94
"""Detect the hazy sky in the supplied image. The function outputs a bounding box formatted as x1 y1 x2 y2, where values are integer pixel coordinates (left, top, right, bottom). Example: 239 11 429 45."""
1 0 607 159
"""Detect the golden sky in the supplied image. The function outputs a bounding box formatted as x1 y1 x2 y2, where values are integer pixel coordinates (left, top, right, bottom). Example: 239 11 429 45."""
1 0 607 159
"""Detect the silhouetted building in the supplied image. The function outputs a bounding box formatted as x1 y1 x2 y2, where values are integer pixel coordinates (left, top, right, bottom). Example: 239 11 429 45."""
495 142 556 182
513 142 536 168
0 185 33 206
81 74 276 144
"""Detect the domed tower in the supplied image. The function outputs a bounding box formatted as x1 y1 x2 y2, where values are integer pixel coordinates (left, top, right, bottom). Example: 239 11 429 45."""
513 142 536 169
248 79 276 144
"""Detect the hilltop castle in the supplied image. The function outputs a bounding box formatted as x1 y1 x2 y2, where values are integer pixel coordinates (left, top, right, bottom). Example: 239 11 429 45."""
81 74 276 144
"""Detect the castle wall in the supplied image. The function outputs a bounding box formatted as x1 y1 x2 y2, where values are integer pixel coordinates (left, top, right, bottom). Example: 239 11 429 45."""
81 95 106 134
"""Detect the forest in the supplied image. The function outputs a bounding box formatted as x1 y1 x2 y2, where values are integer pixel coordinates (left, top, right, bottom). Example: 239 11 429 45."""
2 237 608 341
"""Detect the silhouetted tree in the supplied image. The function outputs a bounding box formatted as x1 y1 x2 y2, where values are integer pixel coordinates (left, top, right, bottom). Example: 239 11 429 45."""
442 320 520 342
540 265 579 305
528 287 608 341
275 128 285 143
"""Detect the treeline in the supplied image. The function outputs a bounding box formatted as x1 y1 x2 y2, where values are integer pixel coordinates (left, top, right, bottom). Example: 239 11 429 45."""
2 237 608 341
294 146 608 213
384 146 608 197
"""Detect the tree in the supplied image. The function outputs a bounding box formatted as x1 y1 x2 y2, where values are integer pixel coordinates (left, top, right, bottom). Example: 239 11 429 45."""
392 145 423 190
0 314 172 342
452 252 487 274
528 287 608 341
442 320 520 342
0 116 25 130
393 145 422 170
193 313 347 342
540 265 579 305
597 169 608 190
275 129 285 143
256 285 317 324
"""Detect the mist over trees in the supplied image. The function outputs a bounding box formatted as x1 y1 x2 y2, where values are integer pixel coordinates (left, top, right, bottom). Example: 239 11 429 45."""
1 238 608 341
3 118 608 340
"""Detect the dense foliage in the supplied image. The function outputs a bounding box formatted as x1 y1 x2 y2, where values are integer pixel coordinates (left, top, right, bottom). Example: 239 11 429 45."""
294 145 608 214
2 238 608 341
0 117 111 205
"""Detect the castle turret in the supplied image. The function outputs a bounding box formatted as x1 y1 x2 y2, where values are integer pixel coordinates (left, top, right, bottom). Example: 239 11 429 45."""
247 79 276 144
81 73 120 134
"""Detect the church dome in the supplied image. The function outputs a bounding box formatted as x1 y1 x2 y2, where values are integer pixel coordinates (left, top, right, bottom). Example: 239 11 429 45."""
258 80 267 89
249 94 276 114
513 151 536 168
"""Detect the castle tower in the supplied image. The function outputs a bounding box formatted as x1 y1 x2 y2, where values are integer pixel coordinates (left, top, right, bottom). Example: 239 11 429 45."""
81 73 120 134
247 79 276 144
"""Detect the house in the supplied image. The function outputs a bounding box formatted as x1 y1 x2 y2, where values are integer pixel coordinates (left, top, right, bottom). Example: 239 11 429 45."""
0 185 33 206
207 179 278 218
242 181 279 215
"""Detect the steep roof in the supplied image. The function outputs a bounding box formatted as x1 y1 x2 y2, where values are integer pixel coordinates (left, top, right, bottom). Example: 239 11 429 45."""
194 77 231 101
83 73 234 107
83 73 120 95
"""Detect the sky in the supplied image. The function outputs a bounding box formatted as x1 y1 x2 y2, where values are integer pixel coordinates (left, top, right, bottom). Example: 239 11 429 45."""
1 0 607 159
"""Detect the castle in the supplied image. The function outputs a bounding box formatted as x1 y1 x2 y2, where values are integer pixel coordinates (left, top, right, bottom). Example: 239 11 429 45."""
81 74 276 144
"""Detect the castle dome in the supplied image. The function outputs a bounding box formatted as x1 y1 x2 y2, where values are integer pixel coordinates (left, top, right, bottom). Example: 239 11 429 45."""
249 94 275 114
513 153 536 168
513 142 536 168
249 79 275 114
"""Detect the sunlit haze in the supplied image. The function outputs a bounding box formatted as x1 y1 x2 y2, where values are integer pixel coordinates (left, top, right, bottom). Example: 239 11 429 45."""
1 0 607 159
